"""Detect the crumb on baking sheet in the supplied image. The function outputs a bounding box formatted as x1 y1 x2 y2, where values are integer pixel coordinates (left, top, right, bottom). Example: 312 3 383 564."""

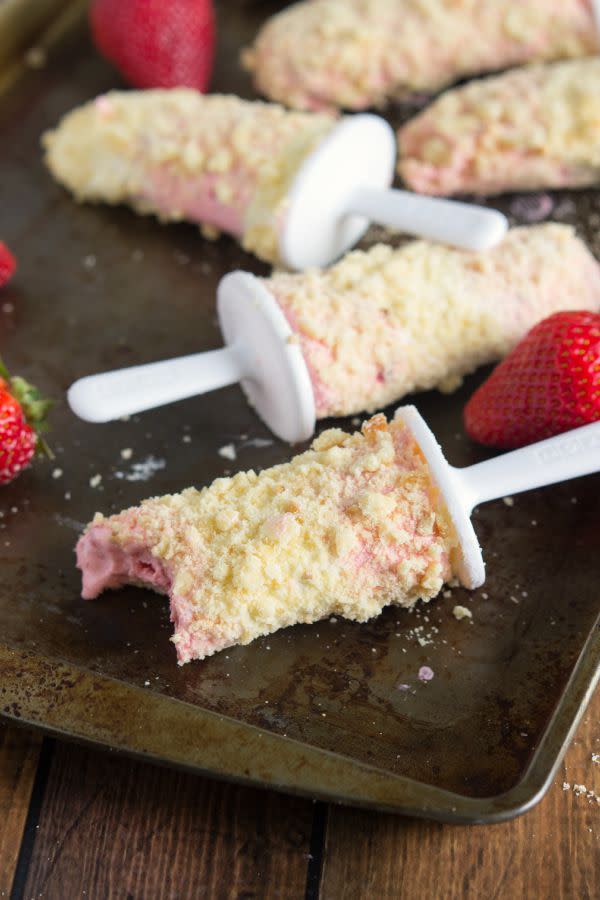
218 443 237 461
503 496 514 507
453 605 472 621
120 448 133 460
418 666 434 682
89 474 102 488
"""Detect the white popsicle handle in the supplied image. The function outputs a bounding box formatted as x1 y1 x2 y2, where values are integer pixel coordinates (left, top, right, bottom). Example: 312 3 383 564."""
456 421 600 512
348 186 508 251
68 345 245 423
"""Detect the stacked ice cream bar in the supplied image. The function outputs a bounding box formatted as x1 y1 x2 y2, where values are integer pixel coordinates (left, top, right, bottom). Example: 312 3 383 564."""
43 90 336 266
399 58 600 196
244 0 598 112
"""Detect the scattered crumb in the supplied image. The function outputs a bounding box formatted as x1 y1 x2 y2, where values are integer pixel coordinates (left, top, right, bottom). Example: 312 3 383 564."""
144 680 150 687
82 254 97 269
351 417 361 427
510 596 520 604
182 435 192 444
531 520 537 526
64 492 71 500
115 455 165 482
482 592 488 600
571 497 577 504
418 666 434 682
443 589 452 598
503 496 514 507
120 448 133 460
592 753 600 765
201 223 220 240
241 437 274 450
397 683 410 691
453 605 472 621
89 474 102 488
24 46 47 68
562 782 571 791
218 443 237 461
573 784 587 796
119 414 131 422
52 468 63 479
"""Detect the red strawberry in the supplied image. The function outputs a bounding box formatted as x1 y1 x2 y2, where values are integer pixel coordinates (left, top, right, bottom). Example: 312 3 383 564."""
0 358 52 485
464 311 600 449
0 242 16 288
90 0 215 91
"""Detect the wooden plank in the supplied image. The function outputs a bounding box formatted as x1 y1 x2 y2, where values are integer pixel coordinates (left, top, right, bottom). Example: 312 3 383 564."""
0 724 42 897
320 690 600 900
23 742 314 899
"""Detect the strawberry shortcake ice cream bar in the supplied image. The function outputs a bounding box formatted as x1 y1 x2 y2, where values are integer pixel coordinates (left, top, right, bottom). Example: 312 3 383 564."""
43 90 335 264
399 58 600 196
243 0 598 112
77 412 460 663
261 224 600 419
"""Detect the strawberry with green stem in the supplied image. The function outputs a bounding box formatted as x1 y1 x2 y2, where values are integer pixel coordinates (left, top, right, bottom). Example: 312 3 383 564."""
0 357 52 485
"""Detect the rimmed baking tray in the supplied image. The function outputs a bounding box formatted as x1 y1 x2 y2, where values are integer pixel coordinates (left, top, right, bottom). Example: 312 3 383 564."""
0 1 598 823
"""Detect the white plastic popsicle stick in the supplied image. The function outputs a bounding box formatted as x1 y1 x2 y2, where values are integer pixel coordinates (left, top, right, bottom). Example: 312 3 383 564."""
348 186 508 252
397 407 600 590
68 347 244 423
281 115 508 270
68 273 316 443
593 0 600 34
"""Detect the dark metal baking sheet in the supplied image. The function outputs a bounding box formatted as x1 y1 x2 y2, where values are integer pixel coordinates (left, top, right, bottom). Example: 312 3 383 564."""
0 2 598 823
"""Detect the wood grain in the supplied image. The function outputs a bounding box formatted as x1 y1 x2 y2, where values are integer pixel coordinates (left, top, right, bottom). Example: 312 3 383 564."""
320 689 600 900
0 724 42 897
23 742 314 899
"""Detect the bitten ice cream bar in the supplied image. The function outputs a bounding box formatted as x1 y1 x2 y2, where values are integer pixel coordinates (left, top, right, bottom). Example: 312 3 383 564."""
76 409 600 664
68 225 600 443
43 89 506 270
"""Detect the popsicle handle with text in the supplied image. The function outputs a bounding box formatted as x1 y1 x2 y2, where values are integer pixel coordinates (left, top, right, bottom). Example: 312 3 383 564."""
456 420 600 511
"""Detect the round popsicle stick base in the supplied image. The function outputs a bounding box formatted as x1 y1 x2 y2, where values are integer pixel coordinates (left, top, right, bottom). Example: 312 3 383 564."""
218 272 316 443
396 406 485 590
280 115 396 271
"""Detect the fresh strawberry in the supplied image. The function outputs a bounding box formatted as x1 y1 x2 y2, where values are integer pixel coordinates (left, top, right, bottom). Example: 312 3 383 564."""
0 358 52 485
464 311 600 449
0 242 16 288
90 0 215 91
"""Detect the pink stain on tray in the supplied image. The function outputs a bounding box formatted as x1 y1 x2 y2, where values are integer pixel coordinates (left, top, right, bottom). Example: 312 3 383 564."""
418 666 434 682
509 194 554 223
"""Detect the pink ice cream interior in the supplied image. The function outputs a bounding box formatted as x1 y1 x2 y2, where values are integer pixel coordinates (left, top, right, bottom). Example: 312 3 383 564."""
76 427 449 664
140 166 252 237
77 525 238 664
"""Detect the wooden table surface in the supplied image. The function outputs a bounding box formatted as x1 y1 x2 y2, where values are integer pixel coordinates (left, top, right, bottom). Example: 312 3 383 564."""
1 689 598 899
